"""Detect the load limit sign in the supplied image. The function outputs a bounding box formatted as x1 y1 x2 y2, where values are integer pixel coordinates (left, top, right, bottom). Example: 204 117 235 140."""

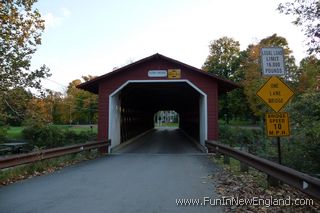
261 47 285 76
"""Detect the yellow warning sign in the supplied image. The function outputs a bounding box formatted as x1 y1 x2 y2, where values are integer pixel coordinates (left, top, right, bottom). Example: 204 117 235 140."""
265 112 290 137
168 69 181 79
256 76 294 112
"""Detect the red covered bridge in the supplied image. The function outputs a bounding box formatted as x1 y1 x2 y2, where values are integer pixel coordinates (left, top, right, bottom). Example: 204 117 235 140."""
78 53 238 151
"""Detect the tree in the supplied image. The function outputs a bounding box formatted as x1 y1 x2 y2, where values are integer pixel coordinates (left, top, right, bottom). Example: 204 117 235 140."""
297 56 320 93
278 0 320 56
4 87 32 126
202 37 240 80
202 37 252 122
242 34 298 117
0 0 50 123
285 91 320 173
66 76 98 125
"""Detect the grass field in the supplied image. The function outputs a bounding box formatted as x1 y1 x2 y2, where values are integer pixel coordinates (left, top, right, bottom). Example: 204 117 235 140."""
6 125 98 140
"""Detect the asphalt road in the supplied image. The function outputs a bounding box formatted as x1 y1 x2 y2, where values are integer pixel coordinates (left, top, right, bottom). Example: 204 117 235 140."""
0 127 222 213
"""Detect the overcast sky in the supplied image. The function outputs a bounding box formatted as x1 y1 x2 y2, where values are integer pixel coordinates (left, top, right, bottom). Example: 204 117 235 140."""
31 0 308 93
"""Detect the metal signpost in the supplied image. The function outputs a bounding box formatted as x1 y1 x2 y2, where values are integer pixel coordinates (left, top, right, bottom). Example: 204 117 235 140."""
258 47 294 165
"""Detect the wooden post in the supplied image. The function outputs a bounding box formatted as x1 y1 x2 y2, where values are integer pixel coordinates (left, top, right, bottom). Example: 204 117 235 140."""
223 155 230 164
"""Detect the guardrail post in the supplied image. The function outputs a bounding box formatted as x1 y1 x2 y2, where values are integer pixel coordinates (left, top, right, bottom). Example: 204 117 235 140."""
267 175 280 187
240 161 249 172
205 140 320 199
223 155 230 164
236 146 249 172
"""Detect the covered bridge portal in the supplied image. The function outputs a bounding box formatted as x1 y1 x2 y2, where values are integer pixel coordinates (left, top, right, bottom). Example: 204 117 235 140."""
78 53 238 151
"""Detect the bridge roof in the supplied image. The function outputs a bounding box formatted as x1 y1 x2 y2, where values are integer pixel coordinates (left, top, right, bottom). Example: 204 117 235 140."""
77 53 240 94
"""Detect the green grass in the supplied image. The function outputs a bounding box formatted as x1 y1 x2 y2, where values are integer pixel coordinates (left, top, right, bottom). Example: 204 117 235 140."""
6 127 23 140
6 125 98 140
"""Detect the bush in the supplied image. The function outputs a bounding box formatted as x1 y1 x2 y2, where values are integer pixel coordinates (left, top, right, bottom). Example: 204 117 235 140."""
284 92 320 175
22 125 97 149
219 125 265 155
22 125 65 149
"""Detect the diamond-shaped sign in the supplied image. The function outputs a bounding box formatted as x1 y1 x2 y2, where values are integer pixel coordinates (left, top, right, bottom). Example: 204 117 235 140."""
256 76 294 112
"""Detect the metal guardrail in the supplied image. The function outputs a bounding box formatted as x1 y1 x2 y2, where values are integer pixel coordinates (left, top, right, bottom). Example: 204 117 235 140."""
206 140 320 200
0 140 110 169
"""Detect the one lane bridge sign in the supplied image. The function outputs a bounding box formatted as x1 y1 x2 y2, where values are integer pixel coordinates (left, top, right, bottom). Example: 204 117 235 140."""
256 76 294 112
265 112 290 137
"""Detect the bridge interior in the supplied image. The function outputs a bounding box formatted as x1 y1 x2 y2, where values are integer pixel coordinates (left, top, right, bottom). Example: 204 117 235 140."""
114 127 202 154
109 81 206 150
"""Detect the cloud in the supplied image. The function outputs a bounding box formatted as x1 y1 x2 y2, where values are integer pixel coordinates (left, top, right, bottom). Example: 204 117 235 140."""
44 13 62 28
43 7 71 29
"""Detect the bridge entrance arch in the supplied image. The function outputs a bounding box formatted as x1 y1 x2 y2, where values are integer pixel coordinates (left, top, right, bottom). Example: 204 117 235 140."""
78 53 238 151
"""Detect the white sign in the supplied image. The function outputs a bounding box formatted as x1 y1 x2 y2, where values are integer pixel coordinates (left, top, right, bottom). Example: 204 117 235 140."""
261 47 285 76
148 70 167 77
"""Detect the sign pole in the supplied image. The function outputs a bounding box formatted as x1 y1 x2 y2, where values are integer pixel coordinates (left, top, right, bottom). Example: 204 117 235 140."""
277 137 281 164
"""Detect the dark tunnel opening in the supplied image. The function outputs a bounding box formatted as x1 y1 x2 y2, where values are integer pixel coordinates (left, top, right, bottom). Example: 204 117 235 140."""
116 82 203 146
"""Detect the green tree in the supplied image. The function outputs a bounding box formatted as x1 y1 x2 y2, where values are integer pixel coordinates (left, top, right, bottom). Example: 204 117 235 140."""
0 0 50 123
285 92 320 173
66 76 98 125
202 37 240 79
4 87 32 126
278 0 320 56
202 37 250 122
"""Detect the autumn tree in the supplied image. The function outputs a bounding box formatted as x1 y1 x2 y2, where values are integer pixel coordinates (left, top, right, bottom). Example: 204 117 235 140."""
242 34 298 117
297 56 320 93
278 0 320 56
0 0 50 124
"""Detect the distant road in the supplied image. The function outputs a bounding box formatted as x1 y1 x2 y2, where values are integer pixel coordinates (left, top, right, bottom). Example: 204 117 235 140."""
0 128 222 213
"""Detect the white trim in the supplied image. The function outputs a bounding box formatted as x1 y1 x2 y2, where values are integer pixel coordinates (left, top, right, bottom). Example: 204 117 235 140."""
108 79 208 146
110 80 207 97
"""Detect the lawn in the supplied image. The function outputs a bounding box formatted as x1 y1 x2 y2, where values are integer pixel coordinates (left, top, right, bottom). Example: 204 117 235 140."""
6 125 98 140
6 127 23 140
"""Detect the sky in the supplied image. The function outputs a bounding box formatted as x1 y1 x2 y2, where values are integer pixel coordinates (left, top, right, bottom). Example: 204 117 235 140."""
31 0 308 93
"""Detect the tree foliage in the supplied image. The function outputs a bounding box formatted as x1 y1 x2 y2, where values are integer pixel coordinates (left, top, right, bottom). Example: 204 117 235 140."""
284 91 320 173
202 37 240 79
23 76 98 125
241 34 298 116
296 56 320 93
202 37 251 121
278 0 320 56
0 0 50 123
0 0 50 91
66 76 98 125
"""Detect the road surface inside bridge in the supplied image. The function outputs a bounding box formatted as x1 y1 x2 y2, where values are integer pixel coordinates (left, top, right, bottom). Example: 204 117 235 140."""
0 127 222 213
